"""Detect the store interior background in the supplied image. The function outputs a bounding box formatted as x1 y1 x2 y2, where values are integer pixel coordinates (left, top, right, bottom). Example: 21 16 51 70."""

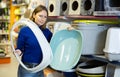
0 0 120 77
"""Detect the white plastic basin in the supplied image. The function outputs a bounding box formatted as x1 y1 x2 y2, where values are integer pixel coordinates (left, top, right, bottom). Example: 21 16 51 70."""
103 27 120 61
104 27 120 54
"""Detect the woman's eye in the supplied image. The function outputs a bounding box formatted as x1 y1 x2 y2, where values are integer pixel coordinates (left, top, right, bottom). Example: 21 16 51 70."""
39 15 47 18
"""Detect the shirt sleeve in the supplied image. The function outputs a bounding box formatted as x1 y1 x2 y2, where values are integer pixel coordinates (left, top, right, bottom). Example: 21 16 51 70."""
16 27 27 52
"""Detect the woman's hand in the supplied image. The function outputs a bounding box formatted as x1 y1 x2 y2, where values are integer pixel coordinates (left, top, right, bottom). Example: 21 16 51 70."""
67 26 75 31
15 49 22 56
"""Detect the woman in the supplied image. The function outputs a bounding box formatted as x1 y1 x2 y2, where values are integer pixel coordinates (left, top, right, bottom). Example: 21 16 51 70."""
15 5 52 77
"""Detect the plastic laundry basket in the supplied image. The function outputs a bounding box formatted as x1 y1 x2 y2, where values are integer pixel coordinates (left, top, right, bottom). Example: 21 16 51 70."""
77 23 109 55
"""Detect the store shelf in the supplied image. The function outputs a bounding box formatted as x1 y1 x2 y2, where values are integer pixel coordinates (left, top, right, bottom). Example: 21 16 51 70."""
48 16 120 24
0 0 11 64
0 18 10 21
0 33 9 35
14 13 24 16
48 16 119 20
0 54 11 64
12 3 28 7
66 15 118 20
0 43 10 46
81 55 120 66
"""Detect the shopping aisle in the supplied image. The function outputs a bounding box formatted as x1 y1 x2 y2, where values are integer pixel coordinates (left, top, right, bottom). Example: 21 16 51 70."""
0 52 19 77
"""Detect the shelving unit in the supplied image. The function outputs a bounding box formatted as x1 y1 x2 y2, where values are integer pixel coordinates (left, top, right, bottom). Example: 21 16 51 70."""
0 18 11 64
47 15 120 77
81 55 120 65
1 0 30 64
48 16 120 24
10 2 28 29
0 0 11 64
48 15 120 59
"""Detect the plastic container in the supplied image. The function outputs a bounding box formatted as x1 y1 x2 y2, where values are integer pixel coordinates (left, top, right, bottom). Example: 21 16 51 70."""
103 27 120 61
76 60 107 77
77 23 109 55
50 30 83 71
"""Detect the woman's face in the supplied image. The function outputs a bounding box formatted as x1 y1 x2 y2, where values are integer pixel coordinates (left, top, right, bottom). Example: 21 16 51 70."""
33 10 47 26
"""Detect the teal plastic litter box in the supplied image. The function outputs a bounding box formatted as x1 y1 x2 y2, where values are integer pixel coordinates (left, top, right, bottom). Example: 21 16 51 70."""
50 30 83 71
